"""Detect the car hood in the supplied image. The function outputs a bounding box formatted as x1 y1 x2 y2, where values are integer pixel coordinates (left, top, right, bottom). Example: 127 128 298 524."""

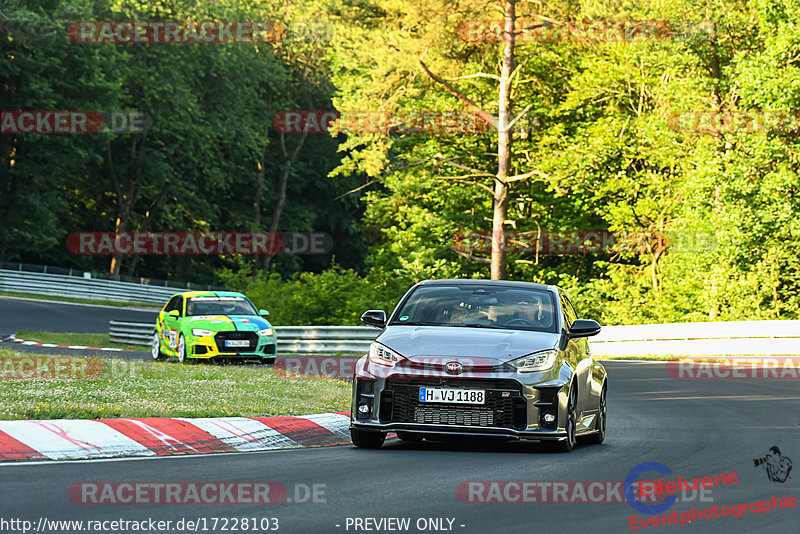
376 325 560 364
185 315 272 332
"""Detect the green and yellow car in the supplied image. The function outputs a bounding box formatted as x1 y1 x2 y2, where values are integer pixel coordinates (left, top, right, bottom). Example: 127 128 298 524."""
152 291 276 363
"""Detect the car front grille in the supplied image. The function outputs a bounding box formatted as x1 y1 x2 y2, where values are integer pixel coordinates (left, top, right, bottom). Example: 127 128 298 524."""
214 331 259 353
382 379 526 429
411 404 496 426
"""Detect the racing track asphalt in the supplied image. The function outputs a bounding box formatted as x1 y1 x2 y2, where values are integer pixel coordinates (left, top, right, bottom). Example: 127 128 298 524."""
0 296 156 359
0 296 159 334
1 361 798 533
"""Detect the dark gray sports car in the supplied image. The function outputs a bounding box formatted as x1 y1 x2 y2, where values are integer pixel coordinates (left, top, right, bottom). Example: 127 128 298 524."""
350 279 607 452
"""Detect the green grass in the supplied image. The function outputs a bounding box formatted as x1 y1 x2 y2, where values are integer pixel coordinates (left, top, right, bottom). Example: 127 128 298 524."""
595 354 800 362
595 355 680 361
0 290 160 308
16 330 145 351
0 349 351 420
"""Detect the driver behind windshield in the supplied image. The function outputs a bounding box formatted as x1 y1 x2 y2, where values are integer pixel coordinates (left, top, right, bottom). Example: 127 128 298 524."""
508 298 548 327
446 303 470 324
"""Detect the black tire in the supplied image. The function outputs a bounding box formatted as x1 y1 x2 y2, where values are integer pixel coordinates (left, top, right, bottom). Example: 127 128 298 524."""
351 428 386 449
584 384 606 445
151 332 166 361
396 431 422 442
558 384 578 452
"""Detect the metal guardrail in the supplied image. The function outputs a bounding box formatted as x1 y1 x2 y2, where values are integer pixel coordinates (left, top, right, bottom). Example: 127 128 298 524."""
110 320 800 356
109 322 380 353
590 320 800 356
1 269 180 304
0 262 226 291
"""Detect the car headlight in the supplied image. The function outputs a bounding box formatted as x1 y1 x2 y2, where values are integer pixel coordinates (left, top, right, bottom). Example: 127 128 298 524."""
191 329 215 337
368 343 402 367
258 328 274 337
513 349 558 372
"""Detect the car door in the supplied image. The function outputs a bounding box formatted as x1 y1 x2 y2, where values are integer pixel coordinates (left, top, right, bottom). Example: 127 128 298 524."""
157 296 177 348
561 292 592 421
163 295 184 351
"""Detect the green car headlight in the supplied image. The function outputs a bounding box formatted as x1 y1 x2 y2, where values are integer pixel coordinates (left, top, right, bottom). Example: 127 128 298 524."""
258 328 274 337
513 349 557 372
192 329 215 337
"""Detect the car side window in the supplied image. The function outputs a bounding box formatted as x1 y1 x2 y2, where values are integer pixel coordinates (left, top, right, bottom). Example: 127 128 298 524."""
559 293 574 330
175 296 184 316
564 295 578 325
164 296 179 313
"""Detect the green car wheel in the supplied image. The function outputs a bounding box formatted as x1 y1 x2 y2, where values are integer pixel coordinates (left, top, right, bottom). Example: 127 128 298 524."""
152 332 166 361
177 334 187 363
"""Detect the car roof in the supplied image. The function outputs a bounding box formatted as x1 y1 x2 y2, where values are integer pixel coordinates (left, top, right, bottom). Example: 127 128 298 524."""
168 290 247 299
417 279 557 292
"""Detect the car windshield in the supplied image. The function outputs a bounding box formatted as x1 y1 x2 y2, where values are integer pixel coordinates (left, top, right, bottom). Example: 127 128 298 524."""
185 296 258 316
390 284 558 333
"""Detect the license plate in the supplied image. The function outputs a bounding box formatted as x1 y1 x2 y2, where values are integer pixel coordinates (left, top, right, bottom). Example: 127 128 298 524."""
225 339 250 347
419 387 485 405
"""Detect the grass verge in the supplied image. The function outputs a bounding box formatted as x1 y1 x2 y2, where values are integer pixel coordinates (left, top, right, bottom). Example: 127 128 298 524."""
0 349 351 420
595 354 800 361
595 355 680 361
0 290 159 308
15 330 145 351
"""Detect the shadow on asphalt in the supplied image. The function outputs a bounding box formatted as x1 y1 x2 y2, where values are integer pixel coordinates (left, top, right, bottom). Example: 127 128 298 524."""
381 435 600 455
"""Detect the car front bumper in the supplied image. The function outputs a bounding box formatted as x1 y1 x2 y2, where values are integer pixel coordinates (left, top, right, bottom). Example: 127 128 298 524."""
350 369 575 442
187 334 276 360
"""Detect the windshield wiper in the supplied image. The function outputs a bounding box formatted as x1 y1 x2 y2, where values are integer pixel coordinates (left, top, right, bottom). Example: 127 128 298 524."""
452 323 505 329
389 321 436 326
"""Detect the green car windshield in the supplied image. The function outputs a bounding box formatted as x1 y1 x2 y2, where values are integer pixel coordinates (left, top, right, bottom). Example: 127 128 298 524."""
185 296 258 316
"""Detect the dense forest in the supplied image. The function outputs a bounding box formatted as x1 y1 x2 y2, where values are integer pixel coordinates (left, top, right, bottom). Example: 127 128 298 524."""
2 0 799 324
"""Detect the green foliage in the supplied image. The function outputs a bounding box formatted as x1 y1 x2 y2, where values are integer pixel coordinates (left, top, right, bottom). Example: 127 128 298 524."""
3 0 799 325
219 265 410 325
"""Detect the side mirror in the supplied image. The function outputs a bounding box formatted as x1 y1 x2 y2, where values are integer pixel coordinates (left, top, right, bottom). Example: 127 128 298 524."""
168 310 180 319
259 309 269 316
568 319 601 338
361 310 386 328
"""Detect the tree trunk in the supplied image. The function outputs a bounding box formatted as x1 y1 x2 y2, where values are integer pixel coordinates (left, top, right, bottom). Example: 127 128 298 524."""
107 142 139 277
261 130 309 273
251 125 270 277
491 0 517 280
